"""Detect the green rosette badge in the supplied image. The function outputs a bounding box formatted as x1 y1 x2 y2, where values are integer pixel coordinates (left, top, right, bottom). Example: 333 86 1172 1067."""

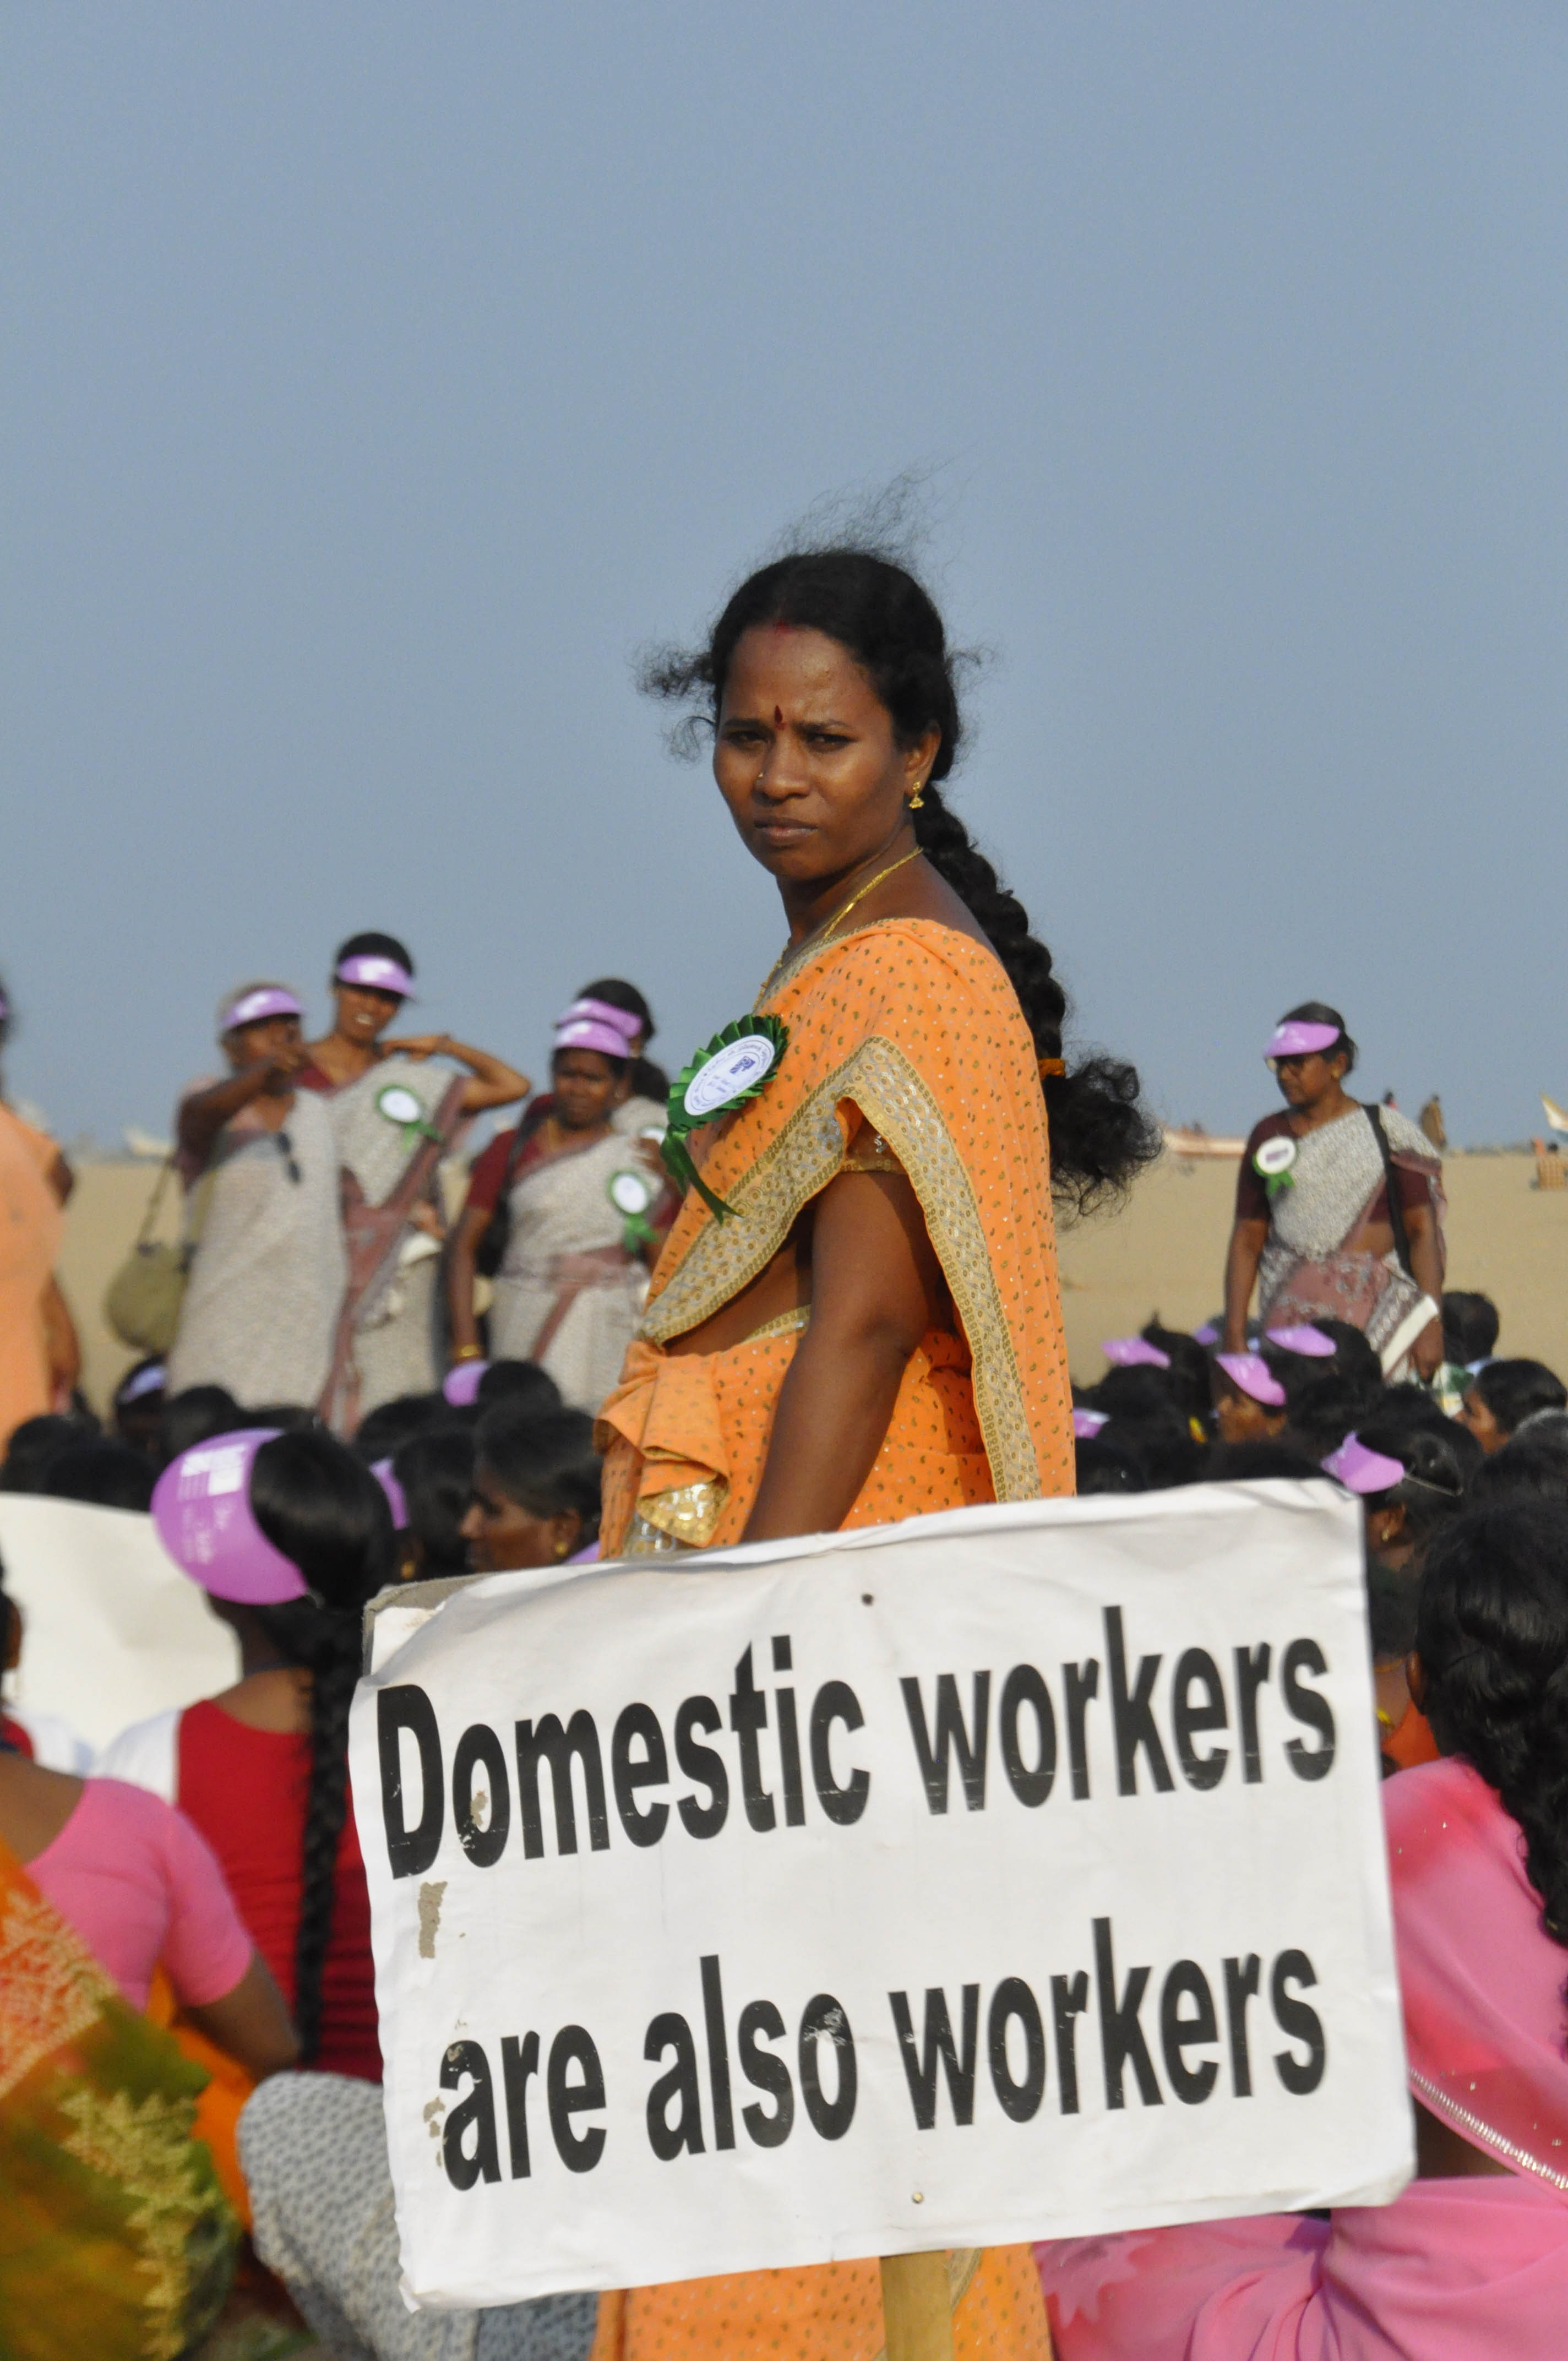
376 1082 443 1145
1253 1135 1298 1200
606 1166 660 1252
662 1015 788 1222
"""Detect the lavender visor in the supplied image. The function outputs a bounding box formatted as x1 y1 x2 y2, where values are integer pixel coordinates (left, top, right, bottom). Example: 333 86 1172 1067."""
371 1457 409 1529
443 1360 487 1407
335 953 415 999
554 1015 634 1060
1265 1020 1342 1061
151 1429 308 1606
1266 1324 1337 1359
1323 1434 1407 1495
1102 1336 1171 1370
222 986 303 1033
561 998 641 1042
1072 1407 1109 1439
1215 1352 1287 1408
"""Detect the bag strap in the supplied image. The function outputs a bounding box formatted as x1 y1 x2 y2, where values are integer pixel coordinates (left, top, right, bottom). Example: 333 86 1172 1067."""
1366 1106 1414 1277
133 1155 178 1249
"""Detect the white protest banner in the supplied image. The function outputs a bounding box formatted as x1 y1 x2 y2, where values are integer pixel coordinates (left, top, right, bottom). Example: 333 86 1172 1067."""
350 1481 1412 2308
0 1495 237 1754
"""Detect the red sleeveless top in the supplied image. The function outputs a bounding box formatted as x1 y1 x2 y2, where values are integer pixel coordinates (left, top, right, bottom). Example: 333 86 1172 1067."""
176 1699 381 2081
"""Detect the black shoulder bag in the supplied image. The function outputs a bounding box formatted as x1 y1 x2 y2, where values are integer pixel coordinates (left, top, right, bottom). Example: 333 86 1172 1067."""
1366 1106 1414 1277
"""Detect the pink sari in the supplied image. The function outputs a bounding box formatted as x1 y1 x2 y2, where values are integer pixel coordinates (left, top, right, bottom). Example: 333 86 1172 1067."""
1037 1758 1568 2360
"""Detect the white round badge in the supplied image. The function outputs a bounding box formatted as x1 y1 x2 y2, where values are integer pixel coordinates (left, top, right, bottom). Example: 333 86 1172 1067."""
682 1033 778 1120
377 1084 424 1127
608 1169 656 1216
1254 1136 1298 1178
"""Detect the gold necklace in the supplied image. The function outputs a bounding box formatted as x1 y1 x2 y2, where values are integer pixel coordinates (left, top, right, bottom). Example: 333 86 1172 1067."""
755 845 922 1007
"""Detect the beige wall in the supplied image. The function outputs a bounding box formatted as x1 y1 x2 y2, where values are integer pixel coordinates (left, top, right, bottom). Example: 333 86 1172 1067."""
58 1152 1568 1417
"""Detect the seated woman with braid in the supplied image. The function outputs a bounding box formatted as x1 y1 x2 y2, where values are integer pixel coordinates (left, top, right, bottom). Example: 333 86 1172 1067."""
100 1427 395 2081
1037 1496 1568 2360
594 547 1156 2360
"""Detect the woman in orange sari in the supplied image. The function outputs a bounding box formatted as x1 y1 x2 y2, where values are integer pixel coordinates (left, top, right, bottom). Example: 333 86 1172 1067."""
594 548 1157 2361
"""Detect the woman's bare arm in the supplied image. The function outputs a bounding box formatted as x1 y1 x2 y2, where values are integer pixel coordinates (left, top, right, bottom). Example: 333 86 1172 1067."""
1223 1218 1268 1351
182 1949 300 2081
177 1052 301 1166
382 1036 530 1114
740 1167 944 1543
1403 1201 1444 1378
446 1203 490 1357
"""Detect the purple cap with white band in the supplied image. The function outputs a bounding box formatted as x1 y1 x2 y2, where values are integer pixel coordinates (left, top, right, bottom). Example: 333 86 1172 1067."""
1265 1020 1342 1061
371 1456 409 1530
151 1429 308 1606
443 1360 488 1407
1101 1336 1171 1370
1265 1324 1337 1359
115 1361 167 1406
561 998 641 1042
1323 1434 1407 1495
335 952 416 999
554 1012 636 1061
222 986 303 1034
1072 1407 1109 1439
1215 1352 1287 1408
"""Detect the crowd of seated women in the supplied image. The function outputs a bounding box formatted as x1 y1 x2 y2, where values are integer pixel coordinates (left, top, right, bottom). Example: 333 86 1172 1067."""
6 1292 1568 2357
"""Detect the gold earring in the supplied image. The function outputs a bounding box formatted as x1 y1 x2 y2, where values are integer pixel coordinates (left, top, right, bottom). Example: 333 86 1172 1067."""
908 781 926 810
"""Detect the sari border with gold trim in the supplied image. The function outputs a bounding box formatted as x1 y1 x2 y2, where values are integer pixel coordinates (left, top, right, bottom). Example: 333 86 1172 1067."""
640 1035 1039 1502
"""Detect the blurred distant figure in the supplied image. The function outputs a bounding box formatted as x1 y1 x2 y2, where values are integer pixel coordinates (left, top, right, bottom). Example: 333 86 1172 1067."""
298 933 528 1428
1224 1003 1444 1379
166 983 346 1411
0 976 80 1448
1419 1093 1447 1150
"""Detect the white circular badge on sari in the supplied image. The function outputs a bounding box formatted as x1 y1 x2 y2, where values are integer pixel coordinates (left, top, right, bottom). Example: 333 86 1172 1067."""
608 1168 657 1217
1254 1135 1298 1179
377 1084 425 1127
682 1032 780 1120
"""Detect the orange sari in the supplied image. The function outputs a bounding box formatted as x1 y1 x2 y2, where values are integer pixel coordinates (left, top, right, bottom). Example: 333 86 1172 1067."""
594 918 1068 2359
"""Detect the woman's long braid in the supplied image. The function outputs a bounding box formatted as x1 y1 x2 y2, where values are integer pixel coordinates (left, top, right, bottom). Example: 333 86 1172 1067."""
288 1609 362 2062
912 785 1065 1058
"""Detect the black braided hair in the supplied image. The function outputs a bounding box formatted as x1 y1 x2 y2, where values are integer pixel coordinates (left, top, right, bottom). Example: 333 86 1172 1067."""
248 1430 394 2061
1417 1500 1568 1967
643 548 1159 1209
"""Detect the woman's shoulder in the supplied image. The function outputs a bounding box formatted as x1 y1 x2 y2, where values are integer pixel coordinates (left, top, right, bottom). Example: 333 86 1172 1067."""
1376 1105 1440 1161
782 916 1012 1009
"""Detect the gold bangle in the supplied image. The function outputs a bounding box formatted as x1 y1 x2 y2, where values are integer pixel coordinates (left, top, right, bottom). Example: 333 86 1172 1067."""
452 1345 484 1362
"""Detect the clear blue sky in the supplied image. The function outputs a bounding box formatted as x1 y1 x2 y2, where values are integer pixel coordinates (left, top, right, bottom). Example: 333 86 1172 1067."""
4 3 1565 1150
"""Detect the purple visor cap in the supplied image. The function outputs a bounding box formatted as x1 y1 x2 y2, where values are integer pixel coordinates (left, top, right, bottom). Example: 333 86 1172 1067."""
443 1359 487 1408
222 986 303 1033
151 1429 308 1606
554 1015 636 1060
371 1457 409 1530
1215 1352 1287 1408
1265 1020 1342 1061
335 952 415 999
560 998 641 1042
1102 1336 1170 1370
1194 1321 1221 1346
1072 1407 1109 1439
1265 1324 1337 1359
1323 1434 1406 1495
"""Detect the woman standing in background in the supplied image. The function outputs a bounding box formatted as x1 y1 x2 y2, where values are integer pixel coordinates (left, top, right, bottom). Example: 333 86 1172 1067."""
297 933 527 1426
449 1000 673 1413
167 983 346 1409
